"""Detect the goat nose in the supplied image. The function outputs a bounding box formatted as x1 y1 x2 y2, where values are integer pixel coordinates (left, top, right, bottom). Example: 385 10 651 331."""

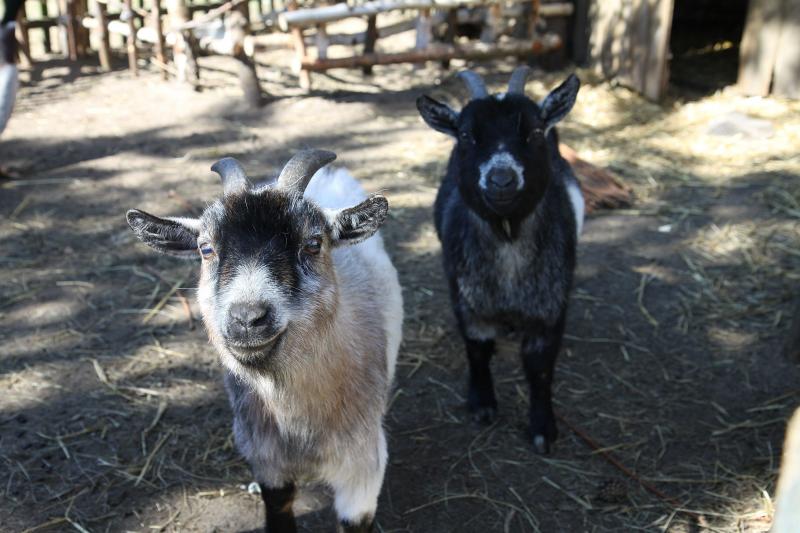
488 167 516 189
229 302 270 333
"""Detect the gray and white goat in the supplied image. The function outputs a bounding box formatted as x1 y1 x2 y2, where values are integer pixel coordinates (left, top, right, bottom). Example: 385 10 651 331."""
417 67 583 454
126 150 403 533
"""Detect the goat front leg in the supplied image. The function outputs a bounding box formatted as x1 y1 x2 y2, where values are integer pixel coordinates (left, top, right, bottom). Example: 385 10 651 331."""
330 430 387 533
520 314 565 454
259 483 297 533
455 308 498 424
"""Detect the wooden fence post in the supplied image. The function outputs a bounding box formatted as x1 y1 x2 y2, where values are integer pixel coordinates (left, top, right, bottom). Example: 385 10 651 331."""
123 0 138 74
362 14 378 74
152 0 167 79
93 0 112 70
288 0 311 90
15 3 32 67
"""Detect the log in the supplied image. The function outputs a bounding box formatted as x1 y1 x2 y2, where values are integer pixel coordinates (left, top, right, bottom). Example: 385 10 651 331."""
92 0 112 71
287 0 311 89
302 16 416 46
559 143 632 213
225 10 264 107
300 34 561 71
152 0 168 80
361 15 377 74
15 5 32 68
278 0 572 31
123 0 138 74
167 0 200 86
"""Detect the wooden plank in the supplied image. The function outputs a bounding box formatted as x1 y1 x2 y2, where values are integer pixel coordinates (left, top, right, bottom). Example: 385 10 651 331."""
773 0 800 98
588 0 674 101
737 0 784 96
301 36 562 71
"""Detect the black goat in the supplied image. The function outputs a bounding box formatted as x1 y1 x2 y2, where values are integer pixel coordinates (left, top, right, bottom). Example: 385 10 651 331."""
416 67 583 453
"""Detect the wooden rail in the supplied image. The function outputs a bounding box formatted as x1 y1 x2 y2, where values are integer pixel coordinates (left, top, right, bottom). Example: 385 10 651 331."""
301 35 562 71
279 0 573 30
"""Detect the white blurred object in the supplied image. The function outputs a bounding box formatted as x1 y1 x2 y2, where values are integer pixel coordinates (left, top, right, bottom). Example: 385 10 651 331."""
772 407 800 533
0 20 18 137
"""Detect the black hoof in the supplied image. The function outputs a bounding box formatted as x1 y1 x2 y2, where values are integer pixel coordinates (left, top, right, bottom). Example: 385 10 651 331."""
530 413 557 454
471 405 498 425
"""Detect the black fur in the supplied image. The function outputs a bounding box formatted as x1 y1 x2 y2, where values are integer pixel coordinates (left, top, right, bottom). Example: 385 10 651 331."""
417 74 581 453
259 483 298 533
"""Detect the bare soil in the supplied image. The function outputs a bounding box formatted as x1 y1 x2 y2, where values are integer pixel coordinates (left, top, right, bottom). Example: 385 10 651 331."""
2 47 800 533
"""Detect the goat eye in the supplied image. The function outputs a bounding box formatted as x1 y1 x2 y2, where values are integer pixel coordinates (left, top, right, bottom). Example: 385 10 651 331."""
198 243 215 259
459 131 473 144
302 237 322 255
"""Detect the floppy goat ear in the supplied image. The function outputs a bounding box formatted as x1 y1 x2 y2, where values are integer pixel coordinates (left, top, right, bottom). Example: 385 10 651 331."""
416 95 458 137
329 195 389 247
127 209 200 259
540 74 580 133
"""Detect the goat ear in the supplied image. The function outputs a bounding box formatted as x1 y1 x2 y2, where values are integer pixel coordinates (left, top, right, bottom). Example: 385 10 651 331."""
127 209 200 259
329 195 389 247
540 74 580 131
416 95 458 137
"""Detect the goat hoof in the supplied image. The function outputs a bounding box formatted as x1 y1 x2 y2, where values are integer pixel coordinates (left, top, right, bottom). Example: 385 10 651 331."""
471 406 497 425
532 434 551 454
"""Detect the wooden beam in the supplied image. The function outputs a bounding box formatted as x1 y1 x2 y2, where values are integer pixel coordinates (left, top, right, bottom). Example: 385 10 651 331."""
92 0 112 71
301 35 561 71
278 0 572 31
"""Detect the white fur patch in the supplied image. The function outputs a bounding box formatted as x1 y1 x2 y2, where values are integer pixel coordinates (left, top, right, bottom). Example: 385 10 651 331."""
566 180 584 238
329 429 387 522
306 166 402 383
478 151 525 191
220 261 289 331
304 166 367 209
0 63 18 135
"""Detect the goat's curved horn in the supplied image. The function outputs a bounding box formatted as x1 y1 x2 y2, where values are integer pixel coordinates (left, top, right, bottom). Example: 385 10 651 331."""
507 65 532 95
458 70 488 100
276 149 337 193
211 157 250 195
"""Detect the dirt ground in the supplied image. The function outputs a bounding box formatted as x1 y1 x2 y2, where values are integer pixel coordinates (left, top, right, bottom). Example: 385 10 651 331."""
2 40 800 533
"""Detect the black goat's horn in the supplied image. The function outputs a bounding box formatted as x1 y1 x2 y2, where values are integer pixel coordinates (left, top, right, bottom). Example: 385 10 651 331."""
211 157 250 195
458 70 488 100
507 66 532 95
276 149 337 193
